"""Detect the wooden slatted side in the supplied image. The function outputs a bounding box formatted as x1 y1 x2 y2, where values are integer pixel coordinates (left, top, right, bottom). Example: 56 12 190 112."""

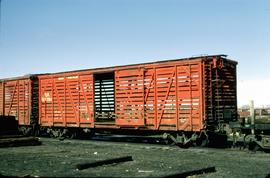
115 68 145 126
18 80 30 125
79 75 94 125
155 66 177 129
116 62 203 131
40 78 53 125
2 79 31 125
39 73 94 127
144 69 155 127
177 64 201 131
144 63 202 131
65 76 80 125
37 56 236 132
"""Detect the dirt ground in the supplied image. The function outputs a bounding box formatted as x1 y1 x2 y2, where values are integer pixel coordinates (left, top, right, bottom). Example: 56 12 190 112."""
0 137 270 178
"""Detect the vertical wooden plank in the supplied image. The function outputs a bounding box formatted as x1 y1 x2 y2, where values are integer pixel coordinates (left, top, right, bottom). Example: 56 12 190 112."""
98 78 101 111
114 71 117 123
175 65 179 131
28 79 32 125
52 77 55 125
234 64 238 120
142 68 145 125
189 64 192 130
210 61 213 120
17 80 19 122
78 78 80 125
23 80 25 124
79 76 92 124
38 77 41 125
154 67 157 129
91 74 95 124
64 76 66 127
199 62 204 129
215 66 219 122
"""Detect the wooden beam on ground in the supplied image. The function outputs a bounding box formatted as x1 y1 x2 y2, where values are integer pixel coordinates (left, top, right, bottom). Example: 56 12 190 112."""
163 166 216 178
0 136 41 148
76 156 133 170
0 135 24 139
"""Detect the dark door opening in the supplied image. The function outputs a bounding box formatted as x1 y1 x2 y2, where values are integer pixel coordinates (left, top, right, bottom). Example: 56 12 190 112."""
94 72 115 123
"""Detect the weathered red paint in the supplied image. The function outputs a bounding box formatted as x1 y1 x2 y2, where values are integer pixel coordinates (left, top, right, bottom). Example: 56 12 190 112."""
38 72 94 128
0 76 38 125
38 55 237 132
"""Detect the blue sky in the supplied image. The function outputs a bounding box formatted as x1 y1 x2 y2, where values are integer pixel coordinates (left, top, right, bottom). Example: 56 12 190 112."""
0 0 270 107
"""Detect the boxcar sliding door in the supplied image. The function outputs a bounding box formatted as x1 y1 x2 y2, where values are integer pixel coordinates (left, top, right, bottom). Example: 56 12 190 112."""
115 68 145 126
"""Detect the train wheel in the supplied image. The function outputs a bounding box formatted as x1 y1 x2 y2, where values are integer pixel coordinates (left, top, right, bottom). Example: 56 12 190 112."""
65 129 77 139
19 126 32 136
50 128 62 138
248 141 261 152
81 128 95 139
69 132 77 139
243 134 255 149
194 131 209 147
164 138 175 145
57 128 77 140
194 138 209 147
162 133 176 145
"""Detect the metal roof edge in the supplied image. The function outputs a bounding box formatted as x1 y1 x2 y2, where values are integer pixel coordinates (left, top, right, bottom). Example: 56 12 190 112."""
41 54 236 76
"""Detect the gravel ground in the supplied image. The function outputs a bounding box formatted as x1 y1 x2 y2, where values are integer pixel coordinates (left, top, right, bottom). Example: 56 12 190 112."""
0 137 270 177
